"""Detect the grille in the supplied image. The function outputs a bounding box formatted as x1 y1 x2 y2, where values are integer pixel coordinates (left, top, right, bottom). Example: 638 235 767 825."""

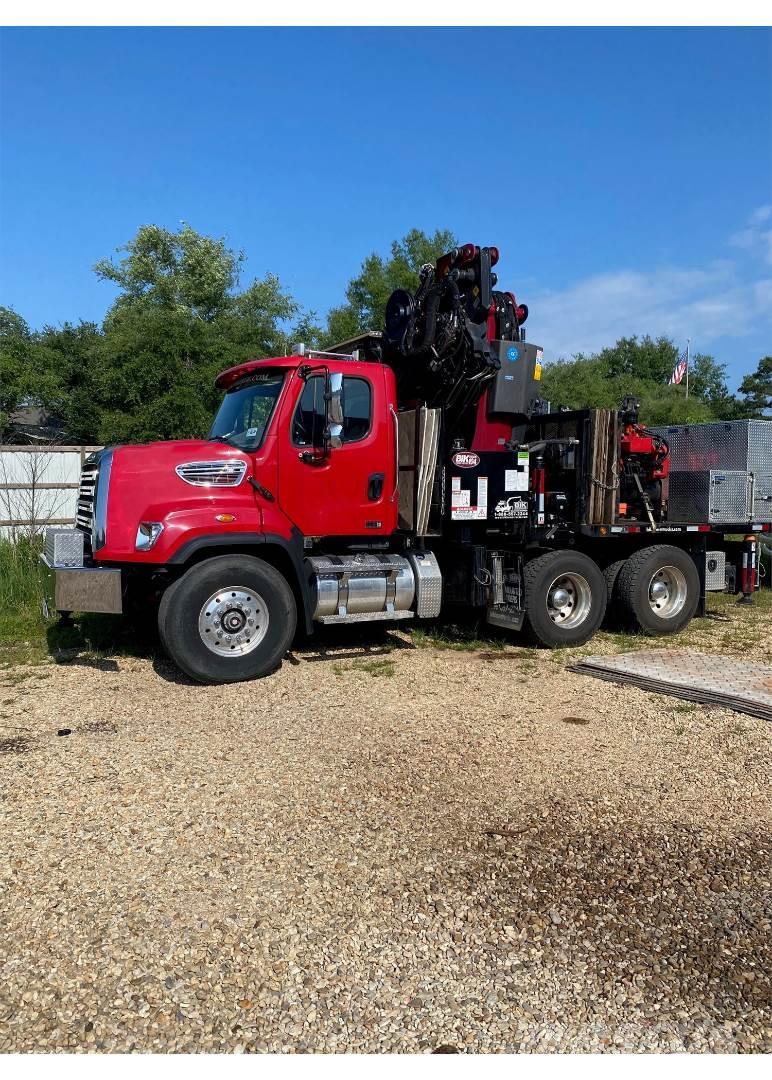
175 460 247 487
76 453 100 535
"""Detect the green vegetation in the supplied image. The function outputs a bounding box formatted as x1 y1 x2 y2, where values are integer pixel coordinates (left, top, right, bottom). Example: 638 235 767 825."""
409 623 506 652
333 657 396 677
0 540 49 666
0 538 154 670
540 337 770 427
2 223 769 445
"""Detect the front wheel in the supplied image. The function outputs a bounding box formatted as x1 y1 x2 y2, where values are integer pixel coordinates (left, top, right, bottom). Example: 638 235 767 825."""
523 550 606 648
158 555 297 683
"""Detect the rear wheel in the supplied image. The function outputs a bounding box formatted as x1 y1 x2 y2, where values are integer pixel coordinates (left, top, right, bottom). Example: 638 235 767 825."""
158 555 296 683
617 544 699 635
524 550 606 648
602 558 627 628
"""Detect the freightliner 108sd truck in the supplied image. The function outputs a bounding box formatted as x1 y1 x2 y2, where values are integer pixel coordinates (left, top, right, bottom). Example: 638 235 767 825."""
42 242 771 683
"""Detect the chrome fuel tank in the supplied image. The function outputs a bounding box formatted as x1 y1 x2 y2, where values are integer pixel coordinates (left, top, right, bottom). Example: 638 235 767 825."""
308 554 415 621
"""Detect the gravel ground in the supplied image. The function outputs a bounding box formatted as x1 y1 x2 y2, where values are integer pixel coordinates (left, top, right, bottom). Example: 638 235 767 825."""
0 623 770 1053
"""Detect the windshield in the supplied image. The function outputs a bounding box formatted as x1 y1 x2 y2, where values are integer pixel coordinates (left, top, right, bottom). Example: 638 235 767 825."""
209 371 286 451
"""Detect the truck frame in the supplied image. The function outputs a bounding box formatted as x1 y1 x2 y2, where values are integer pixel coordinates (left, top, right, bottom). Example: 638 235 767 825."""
41 242 770 683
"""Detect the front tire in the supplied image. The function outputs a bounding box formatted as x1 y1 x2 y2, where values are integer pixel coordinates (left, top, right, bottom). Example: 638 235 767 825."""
158 555 297 683
524 550 606 648
616 545 699 635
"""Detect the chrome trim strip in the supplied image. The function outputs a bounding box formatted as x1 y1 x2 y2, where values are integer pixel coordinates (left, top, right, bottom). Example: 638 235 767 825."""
93 449 113 551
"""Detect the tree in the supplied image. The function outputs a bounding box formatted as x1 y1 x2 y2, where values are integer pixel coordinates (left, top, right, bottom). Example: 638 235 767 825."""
738 356 772 418
597 335 678 384
0 307 34 437
0 307 66 441
324 228 456 344
33 321 103 443
540 336 739 426
94 223 242 321
91 224 302 443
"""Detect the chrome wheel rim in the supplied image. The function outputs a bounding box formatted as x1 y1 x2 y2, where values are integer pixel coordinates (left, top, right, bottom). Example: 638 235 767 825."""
546 572 592 628
198 586 269 657
647 565 687 619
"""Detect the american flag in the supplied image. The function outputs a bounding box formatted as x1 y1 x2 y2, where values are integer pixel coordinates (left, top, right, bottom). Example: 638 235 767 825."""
669 349 688 385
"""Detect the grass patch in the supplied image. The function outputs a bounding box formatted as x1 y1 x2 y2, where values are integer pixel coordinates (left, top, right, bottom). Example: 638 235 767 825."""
0 538 156 670
409 622 506 652
333 657 396 678
0 539 51 667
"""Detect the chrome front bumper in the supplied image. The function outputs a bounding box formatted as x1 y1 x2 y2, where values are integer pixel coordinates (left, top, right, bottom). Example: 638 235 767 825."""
40 553 123 616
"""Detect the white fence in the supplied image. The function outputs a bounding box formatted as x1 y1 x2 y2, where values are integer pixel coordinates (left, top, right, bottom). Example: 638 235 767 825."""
0 446 101 541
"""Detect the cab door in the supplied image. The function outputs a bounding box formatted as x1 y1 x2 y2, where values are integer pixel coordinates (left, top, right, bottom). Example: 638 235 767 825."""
276 364 398 538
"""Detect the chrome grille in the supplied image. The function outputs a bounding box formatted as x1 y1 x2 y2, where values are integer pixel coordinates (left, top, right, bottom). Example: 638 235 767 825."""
76 454 99 533
175 460 247 487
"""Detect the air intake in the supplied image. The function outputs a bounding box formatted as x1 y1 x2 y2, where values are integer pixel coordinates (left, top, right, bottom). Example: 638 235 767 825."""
175 460 247 487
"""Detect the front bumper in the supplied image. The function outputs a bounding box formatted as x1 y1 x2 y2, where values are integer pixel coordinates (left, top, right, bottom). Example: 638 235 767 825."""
40 554 123 616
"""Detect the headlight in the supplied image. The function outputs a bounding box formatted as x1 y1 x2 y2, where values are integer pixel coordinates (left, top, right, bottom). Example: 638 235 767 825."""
135 522 164 551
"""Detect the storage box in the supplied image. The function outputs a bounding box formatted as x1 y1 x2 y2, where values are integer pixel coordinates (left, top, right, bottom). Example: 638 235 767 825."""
651 420 772 523
44 527 84 568
667 470 750 524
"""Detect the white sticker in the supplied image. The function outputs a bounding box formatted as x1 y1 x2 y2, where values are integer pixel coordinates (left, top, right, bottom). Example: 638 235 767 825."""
246 427 259 439
451 506 487 521
477 476 488 507
451 476 461 491
494 497 528 520
505 467 528 493
451 489 470 507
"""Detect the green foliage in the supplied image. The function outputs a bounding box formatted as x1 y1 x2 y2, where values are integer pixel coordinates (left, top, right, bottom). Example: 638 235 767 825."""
1 225 767 443
0 307 64 439
94 223 242 321
540 335 750 426
738 356 772 417
324 227 456 344
87 225 301 443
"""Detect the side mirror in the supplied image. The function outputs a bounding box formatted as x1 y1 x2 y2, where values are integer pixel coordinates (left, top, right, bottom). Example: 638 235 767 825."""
324 372 344 449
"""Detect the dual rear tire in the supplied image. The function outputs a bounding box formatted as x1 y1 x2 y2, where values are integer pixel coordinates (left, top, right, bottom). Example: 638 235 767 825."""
523 544 700 648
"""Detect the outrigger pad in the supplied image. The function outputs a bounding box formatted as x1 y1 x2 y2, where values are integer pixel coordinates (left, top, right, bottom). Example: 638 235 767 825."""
573 649 772 722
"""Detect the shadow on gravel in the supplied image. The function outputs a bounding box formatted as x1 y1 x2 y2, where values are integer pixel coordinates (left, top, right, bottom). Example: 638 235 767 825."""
294 625 415 665
46 612 159 669
462 804 771 1031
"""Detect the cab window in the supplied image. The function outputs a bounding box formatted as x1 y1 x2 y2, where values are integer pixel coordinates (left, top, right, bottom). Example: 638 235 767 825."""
292 375 372 446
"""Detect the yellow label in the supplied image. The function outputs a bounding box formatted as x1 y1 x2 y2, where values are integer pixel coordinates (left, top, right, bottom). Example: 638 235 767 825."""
534 362 542 381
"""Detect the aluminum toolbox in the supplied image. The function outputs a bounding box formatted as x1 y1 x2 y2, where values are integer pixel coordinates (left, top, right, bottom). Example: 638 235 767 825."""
650 420 772 472
668 470 750 524
650 420 772 522
44 527 84 568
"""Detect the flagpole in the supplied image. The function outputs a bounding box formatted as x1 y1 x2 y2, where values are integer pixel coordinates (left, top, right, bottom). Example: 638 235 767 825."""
685 339 690 399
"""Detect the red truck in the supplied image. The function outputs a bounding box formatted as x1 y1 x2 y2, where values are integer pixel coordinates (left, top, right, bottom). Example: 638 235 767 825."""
42 243 769 683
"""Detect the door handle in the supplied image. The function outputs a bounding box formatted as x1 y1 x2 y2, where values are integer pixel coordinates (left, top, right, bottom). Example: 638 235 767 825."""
368 472 385 501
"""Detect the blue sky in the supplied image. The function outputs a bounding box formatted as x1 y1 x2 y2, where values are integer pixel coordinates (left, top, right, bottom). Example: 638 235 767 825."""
1 26 770 388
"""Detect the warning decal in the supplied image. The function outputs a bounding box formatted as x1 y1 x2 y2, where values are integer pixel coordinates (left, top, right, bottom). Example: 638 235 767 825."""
450 475 488 521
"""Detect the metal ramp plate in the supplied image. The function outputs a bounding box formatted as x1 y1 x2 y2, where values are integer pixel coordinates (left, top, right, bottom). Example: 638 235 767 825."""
573 649 772 721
